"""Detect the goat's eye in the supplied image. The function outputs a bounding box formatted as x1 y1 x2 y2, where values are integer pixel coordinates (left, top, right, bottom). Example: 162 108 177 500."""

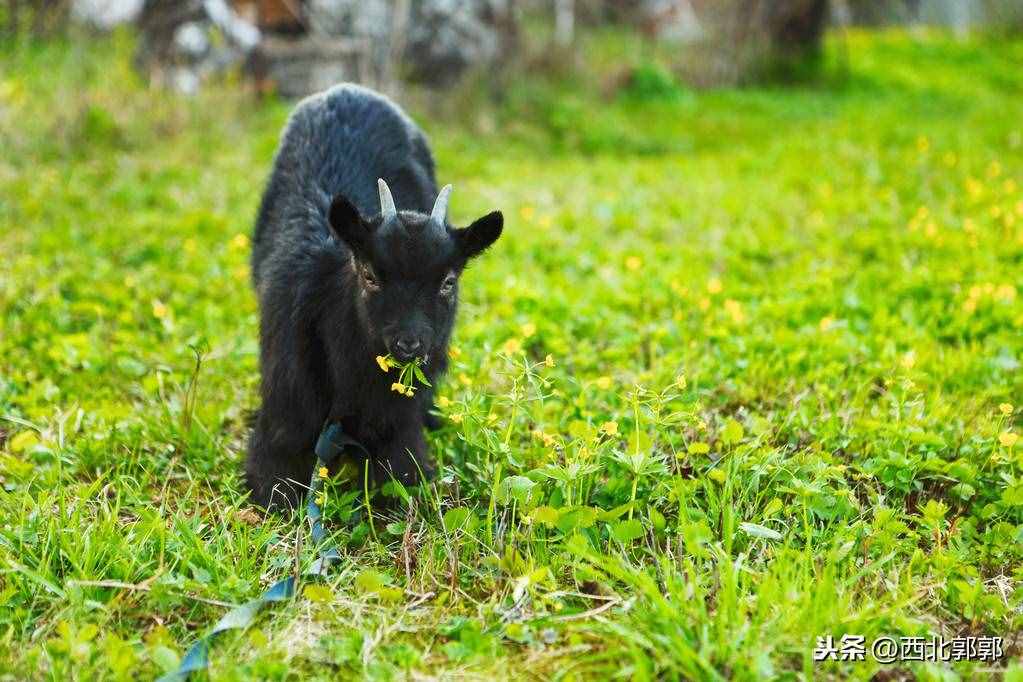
359 265 380 290
439 274 457 296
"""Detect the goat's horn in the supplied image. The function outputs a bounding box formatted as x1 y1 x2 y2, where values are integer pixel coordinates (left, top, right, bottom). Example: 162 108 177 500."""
431 184 453 225
377 178 397 220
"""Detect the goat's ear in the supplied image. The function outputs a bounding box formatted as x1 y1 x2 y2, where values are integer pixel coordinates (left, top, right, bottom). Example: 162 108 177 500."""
328 194 371 254
456 211 503 260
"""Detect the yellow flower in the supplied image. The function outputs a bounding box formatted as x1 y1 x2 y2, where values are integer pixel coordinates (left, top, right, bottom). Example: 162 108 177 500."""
544 354 555 367
987 160 1002 178
390 382 405 393
404 386 416 397
230 233 250 251
707 277 723 294
900 352 916 369
698 297 711 311
502 338 523 354
521 322 537 338
152 300 168 319
458 373 472 386
999 432 1019 448
995 284 1017 302
625 256 642 271
449 346 462 359
724 299 745 324
599 421 618 436
438 396 451 408
915 135 929 153
520 205 535 221
819 316 835 332
595 376 612 390
376 355 392 372
450 413 463 424
676 374 687 390
318 467 329 479
999 403 1013 415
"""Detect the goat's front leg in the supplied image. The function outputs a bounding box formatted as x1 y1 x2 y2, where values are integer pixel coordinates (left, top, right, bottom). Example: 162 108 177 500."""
246 411 318 510
372 421 435 487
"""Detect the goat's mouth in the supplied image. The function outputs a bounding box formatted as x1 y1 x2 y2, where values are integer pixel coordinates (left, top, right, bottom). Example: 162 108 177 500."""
388 345 430 365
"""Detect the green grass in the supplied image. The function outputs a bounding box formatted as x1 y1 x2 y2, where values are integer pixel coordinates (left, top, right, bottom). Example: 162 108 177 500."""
2 29 1023 680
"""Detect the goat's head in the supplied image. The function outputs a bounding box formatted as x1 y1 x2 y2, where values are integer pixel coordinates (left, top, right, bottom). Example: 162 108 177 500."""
328 179 503 364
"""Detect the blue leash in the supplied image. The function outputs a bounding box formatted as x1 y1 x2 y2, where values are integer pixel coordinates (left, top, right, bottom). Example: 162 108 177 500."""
158 422 366 681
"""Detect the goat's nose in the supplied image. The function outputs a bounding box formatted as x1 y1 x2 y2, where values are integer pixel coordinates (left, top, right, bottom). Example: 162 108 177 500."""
395 337 422 357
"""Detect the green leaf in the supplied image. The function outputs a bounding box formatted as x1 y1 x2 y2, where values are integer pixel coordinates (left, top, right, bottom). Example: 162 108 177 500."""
739 522 782 540
496 476 536 507
443 507 472 532
149 645 180 673
687 441 710 455
555 506 598 534
721 418 744 445
9 431 40 453
354 569 393 595
303 584 333 604
530 506 560 527
610 519 646 543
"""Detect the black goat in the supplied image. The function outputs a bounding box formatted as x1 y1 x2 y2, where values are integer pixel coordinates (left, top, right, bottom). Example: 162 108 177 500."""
246 84 503 509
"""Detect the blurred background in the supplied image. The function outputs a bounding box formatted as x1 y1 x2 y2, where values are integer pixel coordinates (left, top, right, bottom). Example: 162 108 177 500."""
5 0 1023 100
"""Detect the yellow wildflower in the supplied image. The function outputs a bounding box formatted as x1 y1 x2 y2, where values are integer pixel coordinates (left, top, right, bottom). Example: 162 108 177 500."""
521 322 536 338
391 382 405 393
544 354 555 368
520 205 535 221
998 403 1013 416
318 467 329 479
995 284 1017 302
449 346 462 359
599 421 618 436
724 299 745 323
152 300 168 319
450 413 463 424
625 256 642 271
999 432 1019 448
707 277 723 294
595 376 612 390
502 338 522 354
819 316 835 332
458 373 472 386
376 355 392 372
438 396 450 408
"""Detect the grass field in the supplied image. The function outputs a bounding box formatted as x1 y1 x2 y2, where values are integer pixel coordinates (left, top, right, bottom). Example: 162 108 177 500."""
1 29 1023 680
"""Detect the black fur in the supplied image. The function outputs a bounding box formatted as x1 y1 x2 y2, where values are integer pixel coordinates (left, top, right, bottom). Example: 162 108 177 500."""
246 84 503 509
